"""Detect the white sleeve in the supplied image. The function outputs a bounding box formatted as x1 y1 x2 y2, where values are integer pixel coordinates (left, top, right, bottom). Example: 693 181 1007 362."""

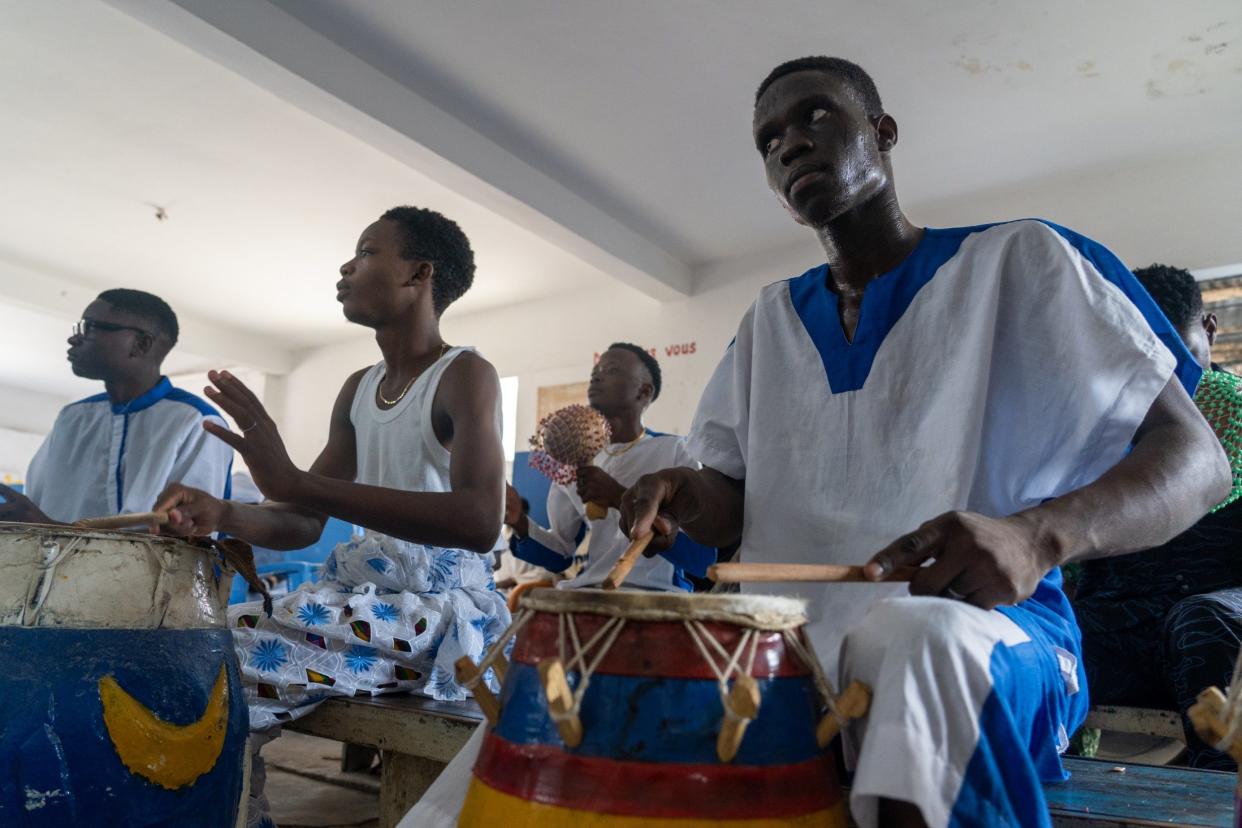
525 483 585 558
167 415 234 499
671 435 703 471
23 429 55 508
685 305 755 480
988 223 1177 504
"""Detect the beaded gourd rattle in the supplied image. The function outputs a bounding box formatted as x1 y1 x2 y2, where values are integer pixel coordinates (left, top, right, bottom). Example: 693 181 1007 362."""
529 404 612 520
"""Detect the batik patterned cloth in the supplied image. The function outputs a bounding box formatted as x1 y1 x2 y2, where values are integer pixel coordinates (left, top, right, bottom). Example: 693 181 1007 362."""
229 531 510 731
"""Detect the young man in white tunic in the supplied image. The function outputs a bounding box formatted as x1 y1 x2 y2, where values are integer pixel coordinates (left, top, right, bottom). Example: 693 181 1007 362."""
506 343 715 591
0 289 232 524
615 58 1230 828
154 207 509 827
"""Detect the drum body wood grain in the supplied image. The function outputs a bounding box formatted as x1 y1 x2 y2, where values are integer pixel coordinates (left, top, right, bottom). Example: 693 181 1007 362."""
460 589 847 827
0 524 249 826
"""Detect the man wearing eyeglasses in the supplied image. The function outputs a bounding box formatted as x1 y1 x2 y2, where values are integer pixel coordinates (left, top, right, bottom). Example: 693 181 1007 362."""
0 289 233 524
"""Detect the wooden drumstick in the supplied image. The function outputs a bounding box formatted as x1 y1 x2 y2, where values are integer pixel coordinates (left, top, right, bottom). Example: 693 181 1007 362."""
602 532 655 591
817 680 872 747
77 511 169 530
709 562 918 583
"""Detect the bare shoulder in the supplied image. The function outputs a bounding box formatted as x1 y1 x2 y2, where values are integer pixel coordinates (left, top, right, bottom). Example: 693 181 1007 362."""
329 367 372 421
441 351 500 397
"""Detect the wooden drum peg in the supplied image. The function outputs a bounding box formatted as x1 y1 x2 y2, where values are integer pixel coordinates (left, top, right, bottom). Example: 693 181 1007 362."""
716 674 761 763
490 653 509 684
539 658 584 748
1188 687 1242 765
817 680 871 748
455 656 501 725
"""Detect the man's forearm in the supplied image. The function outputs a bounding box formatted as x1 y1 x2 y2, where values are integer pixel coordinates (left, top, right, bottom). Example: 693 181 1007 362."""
672 467 745 550
219 500 326 551
1020 388 1230 566
284 471 501 553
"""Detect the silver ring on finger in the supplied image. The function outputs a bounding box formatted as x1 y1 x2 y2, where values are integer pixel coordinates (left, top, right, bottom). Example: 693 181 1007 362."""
944 587 966 601
240 421 258 433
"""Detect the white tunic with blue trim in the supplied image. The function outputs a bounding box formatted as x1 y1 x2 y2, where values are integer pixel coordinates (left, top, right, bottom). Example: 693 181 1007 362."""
686 219 1197 827
25 376 233 522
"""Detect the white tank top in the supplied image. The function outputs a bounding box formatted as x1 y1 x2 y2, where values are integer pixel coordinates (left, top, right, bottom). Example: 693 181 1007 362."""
349 347 503 550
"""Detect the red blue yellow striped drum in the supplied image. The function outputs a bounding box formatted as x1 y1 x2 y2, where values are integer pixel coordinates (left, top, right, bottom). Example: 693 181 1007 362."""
0 524 249 826
460 589 848 827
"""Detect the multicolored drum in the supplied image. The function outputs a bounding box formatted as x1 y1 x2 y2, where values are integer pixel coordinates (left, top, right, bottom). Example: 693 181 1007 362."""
460 589 848 827
0 524 249 826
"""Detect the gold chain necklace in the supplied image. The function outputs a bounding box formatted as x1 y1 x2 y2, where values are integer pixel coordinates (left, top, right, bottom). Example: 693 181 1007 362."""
378 343 450 406
603 431 644 457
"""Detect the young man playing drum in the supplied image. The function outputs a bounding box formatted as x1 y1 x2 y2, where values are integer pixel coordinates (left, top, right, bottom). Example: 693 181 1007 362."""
619 58 1229 828
153 207 510 825
507 343 714 591
0 289 232 524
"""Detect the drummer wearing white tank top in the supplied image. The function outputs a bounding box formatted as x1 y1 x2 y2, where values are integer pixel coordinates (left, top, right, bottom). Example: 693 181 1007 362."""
155 207 505 559
154 207 510 826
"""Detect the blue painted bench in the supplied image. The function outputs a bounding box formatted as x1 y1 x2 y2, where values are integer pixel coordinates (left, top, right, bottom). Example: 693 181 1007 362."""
1046 757 1235 827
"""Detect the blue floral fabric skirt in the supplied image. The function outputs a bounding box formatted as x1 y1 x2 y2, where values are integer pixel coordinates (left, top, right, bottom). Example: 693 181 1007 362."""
228 532 511 731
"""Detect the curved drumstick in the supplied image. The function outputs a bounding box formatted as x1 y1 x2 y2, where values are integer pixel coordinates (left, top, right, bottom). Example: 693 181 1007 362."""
77 511 169 530
602 532 655 590
708 562 918 583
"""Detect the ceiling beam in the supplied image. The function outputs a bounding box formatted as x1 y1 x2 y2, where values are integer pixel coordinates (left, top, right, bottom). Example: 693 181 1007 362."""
0 259 295 375
104 0 691 302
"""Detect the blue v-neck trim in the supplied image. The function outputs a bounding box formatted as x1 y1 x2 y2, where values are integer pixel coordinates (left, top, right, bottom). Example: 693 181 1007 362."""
787 218 1202 397
788 226 979 394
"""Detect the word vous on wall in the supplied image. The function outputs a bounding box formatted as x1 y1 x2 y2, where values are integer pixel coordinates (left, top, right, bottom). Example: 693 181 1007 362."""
593 342 697 363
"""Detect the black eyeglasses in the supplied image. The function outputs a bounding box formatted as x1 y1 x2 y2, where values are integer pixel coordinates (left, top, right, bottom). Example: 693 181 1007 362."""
73 319 152 339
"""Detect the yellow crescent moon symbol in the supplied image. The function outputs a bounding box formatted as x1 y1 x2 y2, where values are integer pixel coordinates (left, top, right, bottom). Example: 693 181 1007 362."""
98 664 230 790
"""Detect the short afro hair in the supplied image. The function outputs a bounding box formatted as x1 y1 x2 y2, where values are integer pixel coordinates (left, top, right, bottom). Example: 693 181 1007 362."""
380 206 476 316
1133 264 1203 331
755 56 884 118
97 288 178 344
608 342 662 401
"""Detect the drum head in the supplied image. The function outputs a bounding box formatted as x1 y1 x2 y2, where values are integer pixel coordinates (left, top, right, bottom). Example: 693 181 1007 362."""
0 523 228 629
517 587 807 630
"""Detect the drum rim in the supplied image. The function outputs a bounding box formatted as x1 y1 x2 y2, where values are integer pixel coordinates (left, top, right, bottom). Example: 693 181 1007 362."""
0 521 202 549
517 587 808 630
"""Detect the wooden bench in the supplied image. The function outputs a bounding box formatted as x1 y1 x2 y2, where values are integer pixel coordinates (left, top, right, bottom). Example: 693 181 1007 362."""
286 695 1227 828
1047 757 1235 827
284 694 482 828
1083 706 1185 741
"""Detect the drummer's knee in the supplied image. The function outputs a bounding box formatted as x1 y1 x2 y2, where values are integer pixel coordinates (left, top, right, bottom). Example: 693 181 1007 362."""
839 597 983 684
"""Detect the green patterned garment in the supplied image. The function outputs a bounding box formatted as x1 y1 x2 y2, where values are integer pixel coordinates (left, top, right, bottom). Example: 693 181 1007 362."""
1195 369 1242 512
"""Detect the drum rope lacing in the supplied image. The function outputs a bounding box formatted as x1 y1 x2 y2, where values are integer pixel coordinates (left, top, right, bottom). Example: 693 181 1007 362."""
781 628 844 724
20 533 88 626
547 612 629 726
684 620 760 722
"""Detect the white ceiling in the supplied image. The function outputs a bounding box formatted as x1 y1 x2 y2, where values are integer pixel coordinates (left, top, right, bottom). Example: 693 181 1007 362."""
272 0 1242 263
0 0 610 355
1 0 1240 405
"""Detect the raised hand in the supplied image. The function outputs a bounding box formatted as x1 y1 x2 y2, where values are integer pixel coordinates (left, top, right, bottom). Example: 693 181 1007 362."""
0 483 53 525
864 511 1055 610
154 482 230 537
201 370 302 501
575 466 627 511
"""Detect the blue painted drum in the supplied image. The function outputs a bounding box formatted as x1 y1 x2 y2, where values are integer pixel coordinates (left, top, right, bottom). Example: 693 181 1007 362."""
0 524 249 827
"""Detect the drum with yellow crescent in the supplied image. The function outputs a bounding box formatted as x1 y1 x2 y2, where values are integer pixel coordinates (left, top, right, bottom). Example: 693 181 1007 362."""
0 523 249 826
459 589 848 827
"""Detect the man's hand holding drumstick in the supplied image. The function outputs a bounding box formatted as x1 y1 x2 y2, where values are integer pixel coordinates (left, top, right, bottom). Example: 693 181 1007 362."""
620 466 1053 610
